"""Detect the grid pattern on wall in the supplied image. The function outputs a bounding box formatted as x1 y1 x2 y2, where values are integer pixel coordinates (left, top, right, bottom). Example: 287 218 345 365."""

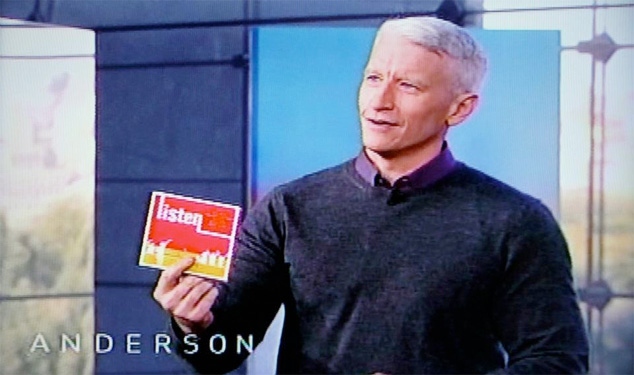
481 2 634 374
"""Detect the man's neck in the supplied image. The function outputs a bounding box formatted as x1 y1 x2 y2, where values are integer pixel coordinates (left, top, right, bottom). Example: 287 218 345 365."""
364 141 444 184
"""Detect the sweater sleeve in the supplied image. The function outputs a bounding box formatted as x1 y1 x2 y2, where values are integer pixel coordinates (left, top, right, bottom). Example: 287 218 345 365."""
171 189 287 374
490 201 589 374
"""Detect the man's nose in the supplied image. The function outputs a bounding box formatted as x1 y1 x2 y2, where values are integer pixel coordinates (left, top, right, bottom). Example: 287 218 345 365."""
369 83 394 110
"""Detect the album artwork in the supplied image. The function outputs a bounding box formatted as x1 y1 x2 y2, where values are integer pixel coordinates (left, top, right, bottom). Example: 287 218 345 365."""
139 191 241 281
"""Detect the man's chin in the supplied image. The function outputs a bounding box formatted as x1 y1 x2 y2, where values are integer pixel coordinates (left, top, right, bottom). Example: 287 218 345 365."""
361 137 395 153
363 145 403 159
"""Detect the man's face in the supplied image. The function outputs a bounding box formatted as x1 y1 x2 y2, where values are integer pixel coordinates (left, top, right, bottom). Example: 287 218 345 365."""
358 30 458 159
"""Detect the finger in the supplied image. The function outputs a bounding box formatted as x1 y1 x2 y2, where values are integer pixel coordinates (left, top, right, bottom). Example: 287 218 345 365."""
179 287 219 324
160 276 205 311
198 285 220 310
155 257 195 294
172 281 215 316
179 272 209 284
156 275 206 310
174 311 213 334
198 311 214 329
180 275 208 285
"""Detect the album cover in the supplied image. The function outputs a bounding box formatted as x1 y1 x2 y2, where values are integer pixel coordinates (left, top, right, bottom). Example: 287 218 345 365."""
139 191 241 281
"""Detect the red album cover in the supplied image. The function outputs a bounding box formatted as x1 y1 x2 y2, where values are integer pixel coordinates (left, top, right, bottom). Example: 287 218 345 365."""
139 191 242 281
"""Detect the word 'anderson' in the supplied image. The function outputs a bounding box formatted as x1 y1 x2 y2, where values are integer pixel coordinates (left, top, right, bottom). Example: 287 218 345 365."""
28 333 253 355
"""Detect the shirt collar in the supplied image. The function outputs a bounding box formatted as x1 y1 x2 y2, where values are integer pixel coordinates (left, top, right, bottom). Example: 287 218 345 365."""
354 142 457 190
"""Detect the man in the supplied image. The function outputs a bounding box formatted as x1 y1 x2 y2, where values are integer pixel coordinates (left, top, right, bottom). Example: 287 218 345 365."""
153 16 589 374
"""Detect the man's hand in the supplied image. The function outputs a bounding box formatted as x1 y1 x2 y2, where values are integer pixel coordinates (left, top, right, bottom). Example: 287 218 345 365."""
153 257 219 335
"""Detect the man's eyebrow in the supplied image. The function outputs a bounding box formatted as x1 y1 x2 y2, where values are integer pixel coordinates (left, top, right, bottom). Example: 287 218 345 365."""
395 73 429 87
404 77 428 87
361 68 429 87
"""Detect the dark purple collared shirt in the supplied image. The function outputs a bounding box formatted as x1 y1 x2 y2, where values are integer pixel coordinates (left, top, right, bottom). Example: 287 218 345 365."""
354 142 457 191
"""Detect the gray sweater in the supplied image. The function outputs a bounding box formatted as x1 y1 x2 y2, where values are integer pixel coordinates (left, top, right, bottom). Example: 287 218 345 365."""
173 160 589 374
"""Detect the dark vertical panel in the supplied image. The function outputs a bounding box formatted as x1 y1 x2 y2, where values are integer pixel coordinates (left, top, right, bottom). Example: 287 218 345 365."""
97 27 245 66
94 5 249 374
97 65 244 180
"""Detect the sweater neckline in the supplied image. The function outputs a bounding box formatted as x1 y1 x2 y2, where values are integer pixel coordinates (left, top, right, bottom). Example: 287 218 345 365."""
342 158 467 200
343 158 466 195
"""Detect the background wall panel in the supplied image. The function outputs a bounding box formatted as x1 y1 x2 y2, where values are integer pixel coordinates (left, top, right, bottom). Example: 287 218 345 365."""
97 66 244 181
97 27 246 66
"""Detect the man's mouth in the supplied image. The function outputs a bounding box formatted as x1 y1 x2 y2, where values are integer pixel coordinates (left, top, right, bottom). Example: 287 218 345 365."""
366 117 397 126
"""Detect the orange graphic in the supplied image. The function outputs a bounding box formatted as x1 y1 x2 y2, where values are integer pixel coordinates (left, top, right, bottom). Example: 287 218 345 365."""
138 191 242 281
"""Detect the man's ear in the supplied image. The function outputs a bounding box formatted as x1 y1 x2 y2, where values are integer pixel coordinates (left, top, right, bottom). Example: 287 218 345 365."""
445 93 479 127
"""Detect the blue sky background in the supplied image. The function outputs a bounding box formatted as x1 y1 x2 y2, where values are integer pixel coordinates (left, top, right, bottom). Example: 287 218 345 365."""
252 27 560 215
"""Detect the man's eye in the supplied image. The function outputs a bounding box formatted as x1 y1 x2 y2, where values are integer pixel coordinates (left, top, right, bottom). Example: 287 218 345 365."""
400 81 418 90
365 74 380 82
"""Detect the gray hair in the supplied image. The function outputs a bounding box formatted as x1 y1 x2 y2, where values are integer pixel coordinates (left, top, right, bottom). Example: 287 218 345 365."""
377 16 487 94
